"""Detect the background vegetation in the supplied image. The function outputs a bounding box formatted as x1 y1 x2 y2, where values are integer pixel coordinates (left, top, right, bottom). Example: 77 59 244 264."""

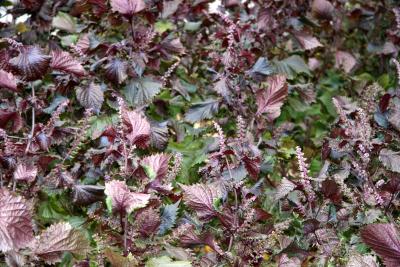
0 0 400 266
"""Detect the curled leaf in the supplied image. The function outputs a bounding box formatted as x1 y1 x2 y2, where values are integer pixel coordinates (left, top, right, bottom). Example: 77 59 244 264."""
34 222 90 264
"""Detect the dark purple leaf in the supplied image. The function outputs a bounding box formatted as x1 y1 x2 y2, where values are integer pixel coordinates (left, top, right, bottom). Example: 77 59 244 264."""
9 46 51 81
122 110 151 148
73 184 105 206
76 82 104 111
105 59 127 84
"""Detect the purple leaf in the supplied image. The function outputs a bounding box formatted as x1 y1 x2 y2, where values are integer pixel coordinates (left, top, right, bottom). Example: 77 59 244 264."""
141 153 171 180
0 70 18 92
110 0 146 16
0 189 33 252
50 50 86 76
33 222 90 264
13 163 37 183
76 82 104 111
122 110 151 148
256 74 288 121
9 46 51 81
361 224 400 266
105 59 128 84
105 180 150 213
181 183 221 221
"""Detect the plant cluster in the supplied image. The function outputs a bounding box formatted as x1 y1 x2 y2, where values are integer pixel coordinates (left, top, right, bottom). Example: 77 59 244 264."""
0 0 400 266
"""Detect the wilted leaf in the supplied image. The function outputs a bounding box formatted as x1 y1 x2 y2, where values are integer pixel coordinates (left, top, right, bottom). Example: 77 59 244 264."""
52 12 76 33
73 185 105 206
256 74 288 121
141 153 170 180
105 180 150 213
294 32 323 50
105 59 128 84
34 222 90 264
146 255 191 267
0 189 33 252
110 0 146 16
159 200 180 235
335 51 357 74
312 0 334 20
249 57 274 76
0 70 18 92
185 99 219 123
275 177 296 200
76 82 104 111
181 183 221 221
124 77 162 106
361 224 400 267
104 247 138 267
50 50 86 76
122 110 151 148
379 149 400 173
13 163 37 183
9 46 51 81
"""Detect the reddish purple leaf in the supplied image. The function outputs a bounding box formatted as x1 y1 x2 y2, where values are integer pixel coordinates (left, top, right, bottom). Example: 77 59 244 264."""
361 224 400 266
9 46 51 81
0 70 18 92
0 189 33 252
13 163 37 183
50 50 86 76
256 74 288 121
76 82 104 111
122 110 151 148
242 155 261 179
105 180 150 213
135 207 161 237
141 153 171 180
110 0 146 16
181 183 222 221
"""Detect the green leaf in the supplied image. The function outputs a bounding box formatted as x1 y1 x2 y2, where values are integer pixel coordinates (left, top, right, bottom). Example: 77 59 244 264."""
146 256 191 267
142 164 157 180
184 99 219 123
87 114 118 139
155 20 175 33
124 77 163 106
106 196 113 214
273 55 311 79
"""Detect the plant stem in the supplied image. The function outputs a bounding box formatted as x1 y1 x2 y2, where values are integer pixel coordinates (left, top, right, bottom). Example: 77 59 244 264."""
225 157 238 252
123 213 128 255
25 83 35 154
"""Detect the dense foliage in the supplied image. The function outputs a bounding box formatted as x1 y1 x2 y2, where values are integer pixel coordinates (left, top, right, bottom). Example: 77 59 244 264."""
1 0 400 266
